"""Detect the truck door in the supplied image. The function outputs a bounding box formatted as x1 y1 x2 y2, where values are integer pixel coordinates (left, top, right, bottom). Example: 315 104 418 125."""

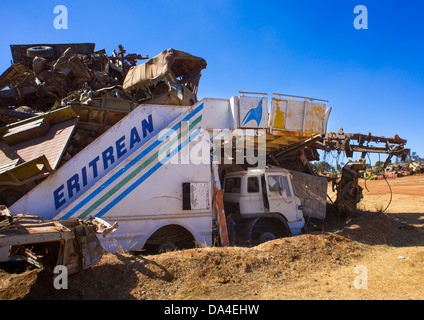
264 173 296 220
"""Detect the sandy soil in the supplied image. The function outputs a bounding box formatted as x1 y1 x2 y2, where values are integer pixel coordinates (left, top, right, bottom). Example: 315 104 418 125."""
1 174 423 300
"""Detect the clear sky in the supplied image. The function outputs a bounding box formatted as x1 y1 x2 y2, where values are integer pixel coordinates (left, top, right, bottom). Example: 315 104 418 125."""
0 0 423 165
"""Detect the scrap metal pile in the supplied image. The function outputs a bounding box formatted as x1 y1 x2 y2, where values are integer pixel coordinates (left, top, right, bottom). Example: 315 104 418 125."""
0 43 207 206
0 43 145 114
0 43 207 117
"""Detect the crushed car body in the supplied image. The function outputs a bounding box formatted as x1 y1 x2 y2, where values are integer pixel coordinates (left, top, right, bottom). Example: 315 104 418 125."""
123 48 207 106
0 205 118 274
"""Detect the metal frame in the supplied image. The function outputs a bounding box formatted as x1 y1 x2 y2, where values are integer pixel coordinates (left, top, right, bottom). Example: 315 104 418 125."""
272 92 329 103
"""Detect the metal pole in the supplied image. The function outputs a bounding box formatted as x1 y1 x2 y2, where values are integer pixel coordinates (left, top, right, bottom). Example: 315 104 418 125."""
272 92 328 103
239 91 268 96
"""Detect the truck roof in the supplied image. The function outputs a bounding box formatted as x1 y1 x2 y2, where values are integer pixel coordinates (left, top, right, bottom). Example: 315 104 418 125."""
224 168 290 178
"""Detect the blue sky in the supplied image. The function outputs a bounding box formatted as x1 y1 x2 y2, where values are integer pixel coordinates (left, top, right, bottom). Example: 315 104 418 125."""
0 0 423 164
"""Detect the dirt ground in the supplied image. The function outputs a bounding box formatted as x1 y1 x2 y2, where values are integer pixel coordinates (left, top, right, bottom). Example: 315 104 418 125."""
1 174 423 300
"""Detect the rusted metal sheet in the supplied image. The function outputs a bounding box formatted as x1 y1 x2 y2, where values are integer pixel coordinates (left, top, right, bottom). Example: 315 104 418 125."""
333 159 367 213
0 107 78 201
0 63 34 91
289 170 327 220
0 118 78 170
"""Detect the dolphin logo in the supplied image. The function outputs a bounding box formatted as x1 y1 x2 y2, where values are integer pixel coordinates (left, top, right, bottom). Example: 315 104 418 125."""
241 98 263 127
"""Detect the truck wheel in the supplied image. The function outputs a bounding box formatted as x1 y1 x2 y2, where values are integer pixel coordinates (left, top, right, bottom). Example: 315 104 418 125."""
26 46 54 58
259 232 276 244
158 240 176 253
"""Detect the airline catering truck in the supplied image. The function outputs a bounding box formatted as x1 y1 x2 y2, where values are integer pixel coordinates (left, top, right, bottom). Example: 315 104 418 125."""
3 93 330 256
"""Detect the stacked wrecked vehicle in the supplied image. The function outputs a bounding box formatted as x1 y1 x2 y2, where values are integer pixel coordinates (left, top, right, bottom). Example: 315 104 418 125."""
0 43 207 271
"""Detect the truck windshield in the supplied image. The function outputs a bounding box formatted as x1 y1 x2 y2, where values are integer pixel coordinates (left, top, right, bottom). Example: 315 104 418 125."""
268 175 280 192
268 175 292 197
281 176 292 197
291 179 297 196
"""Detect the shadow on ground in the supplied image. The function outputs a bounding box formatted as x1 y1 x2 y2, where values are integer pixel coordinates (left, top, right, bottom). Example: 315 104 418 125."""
307 206 424 248
22 253 173 300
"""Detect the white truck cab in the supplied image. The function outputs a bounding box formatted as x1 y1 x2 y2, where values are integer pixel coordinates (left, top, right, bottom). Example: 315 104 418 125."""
223 168 305 244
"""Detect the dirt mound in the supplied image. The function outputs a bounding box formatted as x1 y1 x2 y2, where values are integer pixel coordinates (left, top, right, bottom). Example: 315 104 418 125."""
1 233 364 300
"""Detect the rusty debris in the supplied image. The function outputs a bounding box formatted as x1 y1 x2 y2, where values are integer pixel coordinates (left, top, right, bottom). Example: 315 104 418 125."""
0 44 205 120
0 205 118 274
332 159 367 213
0 43 149 113
266 127 410 211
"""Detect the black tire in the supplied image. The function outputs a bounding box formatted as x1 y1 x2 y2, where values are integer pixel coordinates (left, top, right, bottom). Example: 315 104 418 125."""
26 46 54 58
259 232 276 244
249 216 292 244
